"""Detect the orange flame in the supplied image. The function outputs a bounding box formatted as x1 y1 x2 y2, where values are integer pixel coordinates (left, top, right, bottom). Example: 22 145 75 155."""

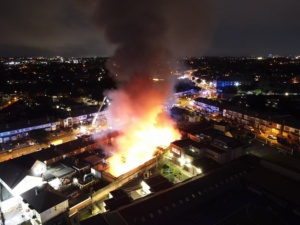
107 106 180 177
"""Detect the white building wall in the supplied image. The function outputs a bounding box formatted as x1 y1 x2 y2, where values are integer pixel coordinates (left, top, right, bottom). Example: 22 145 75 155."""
40 200 68 224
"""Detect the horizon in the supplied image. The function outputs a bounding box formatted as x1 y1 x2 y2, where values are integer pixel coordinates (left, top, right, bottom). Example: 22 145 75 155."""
1 0 300 58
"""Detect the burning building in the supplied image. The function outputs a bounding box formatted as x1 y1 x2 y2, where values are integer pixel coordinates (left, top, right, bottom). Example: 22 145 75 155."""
93 0 215 177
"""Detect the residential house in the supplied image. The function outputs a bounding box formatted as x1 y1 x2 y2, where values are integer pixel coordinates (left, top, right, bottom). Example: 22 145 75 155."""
0 117 59 143
21 183 69 225
0 160 44 217
192 97 222 115
59 106 106 128
206 135 246 165
213 121 230 132
53 137 97 159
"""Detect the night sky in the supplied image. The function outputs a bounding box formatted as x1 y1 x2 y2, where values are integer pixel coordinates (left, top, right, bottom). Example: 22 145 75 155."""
0 0 299 58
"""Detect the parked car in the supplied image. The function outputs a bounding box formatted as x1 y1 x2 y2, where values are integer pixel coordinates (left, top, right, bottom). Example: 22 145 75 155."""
244 125 254 132
268 134 277 140
27 140 35 146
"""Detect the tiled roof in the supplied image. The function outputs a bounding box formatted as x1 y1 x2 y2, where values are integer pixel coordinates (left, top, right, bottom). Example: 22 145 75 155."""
53 138 96 155
21 183 67 213
0 161 31 189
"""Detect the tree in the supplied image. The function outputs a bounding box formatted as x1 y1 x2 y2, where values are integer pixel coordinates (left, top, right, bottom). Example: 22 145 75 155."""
28 129 50 146
246 94 266 110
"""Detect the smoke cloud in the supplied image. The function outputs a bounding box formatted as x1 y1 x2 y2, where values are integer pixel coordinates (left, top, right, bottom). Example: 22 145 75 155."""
94 0 214 82
93 0 214 162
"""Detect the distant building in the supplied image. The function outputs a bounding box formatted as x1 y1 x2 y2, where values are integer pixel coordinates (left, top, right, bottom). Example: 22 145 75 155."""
214 75 254 89
173 79 201 97
0 117 59 143
213 121 230 132
192 97 222 115
59 106 103 128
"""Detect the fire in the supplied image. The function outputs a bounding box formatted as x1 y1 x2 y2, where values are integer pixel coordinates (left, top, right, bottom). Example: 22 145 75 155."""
106 105 180 177
95 0 214 178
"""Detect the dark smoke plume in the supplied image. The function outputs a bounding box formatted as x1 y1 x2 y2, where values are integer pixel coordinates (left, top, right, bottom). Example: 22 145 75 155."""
94 0 214 83
93 0 215 159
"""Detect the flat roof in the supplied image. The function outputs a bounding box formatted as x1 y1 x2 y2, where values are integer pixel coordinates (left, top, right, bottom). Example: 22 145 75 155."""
101 156 258 225
245 165 300 206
